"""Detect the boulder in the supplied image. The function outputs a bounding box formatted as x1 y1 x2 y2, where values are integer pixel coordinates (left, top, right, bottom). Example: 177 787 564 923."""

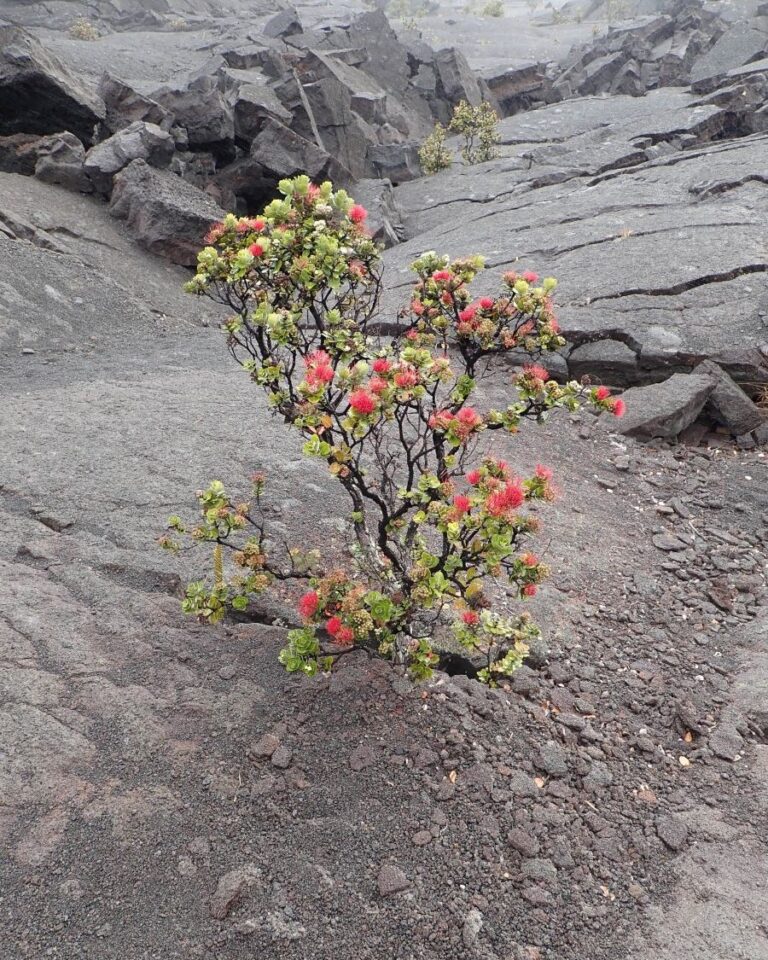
85 122 174 196
34 132 92 193
611 373 716 440
232 80 292 144
98 73 173 134
690 19 768 87
249 117 343 183
263 6 302 40
151 70 234 159
348 178 404 249
109 159 225 266
0 21 104 145
695 359 767 436
367 142 421 184
0 133 45 175
85 120 175 196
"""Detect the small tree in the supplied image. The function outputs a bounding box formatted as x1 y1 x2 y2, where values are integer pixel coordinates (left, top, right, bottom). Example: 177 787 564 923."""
449 101 501 165
162 177 624 684
419 123 452 175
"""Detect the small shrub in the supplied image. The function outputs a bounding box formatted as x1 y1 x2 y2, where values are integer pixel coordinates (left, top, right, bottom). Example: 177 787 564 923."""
168 17 188 31
68 17 99 40
162 177 624 685
419 123 452 175
481 0 504 16
449 100 501 165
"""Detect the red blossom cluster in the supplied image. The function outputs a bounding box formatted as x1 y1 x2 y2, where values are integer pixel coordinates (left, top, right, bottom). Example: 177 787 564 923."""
304 350 335 389
428 406 483 442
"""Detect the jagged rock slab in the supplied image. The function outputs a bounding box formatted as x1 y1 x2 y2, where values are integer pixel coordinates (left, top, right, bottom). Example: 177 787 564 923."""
610 373 716 439
695 359 767 436
387 91 768 386
110 158 225 266
0 21 104 145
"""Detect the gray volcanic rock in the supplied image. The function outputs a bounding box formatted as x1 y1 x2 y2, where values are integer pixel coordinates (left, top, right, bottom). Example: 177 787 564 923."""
689 18 768 86
98 73 173 134
109 158 225 266
34 132 92 193
695 359 768 436
0 21 104 145
215 117 346 213
388 90 768 386
0 133 48 175
85 121 174 196
151 70 235 158
611 374 716 439
348 178 404 248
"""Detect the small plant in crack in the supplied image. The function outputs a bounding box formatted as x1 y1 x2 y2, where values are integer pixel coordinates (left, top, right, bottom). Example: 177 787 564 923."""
160 176 624 684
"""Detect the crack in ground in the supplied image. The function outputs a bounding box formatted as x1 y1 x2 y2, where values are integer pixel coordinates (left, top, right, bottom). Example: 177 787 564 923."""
586 263 768 303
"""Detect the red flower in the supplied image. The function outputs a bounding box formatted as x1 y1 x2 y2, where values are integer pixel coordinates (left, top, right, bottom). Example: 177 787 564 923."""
405 329 419 341
453 494 471 515
459 305 477 324
521 552 538 566
432 270 453 282
369 376 388 395
307 364 334 387
535 464 552 481
522 583 537 597
611 397 626 417
462 610 480 626
326 616 342 637
429 409 454 430
441 291 453 305
249 242 265 258
349 204 367 224
372 358 391 374
336 625 355 645
394 367 418 388
486 482 524 518
523 363 549 382
204 222 224 244
595 385 611 401
411 300 425 316
307 349 332 367
466 469 481 486
250 218 266 232
456 407 482 428
522 271 539 283
479 297 494 309
349 389 377 415
298 591 319 619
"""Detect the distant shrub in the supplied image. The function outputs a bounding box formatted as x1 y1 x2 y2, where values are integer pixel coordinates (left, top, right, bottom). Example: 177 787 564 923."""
449 100 501 165
481 0 504 16
68 18 99 40
419 123 452 175
168 17 188 31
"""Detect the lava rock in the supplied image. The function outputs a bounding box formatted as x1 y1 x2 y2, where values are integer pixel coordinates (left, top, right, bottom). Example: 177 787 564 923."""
34 132 92 193
99 73 173 134
85 122 175 196
0 21 104 145
109 159 225 266
377 863 410 897
656 814 688 851
695 359 767 436
209 864 262 920
612 374 716 440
